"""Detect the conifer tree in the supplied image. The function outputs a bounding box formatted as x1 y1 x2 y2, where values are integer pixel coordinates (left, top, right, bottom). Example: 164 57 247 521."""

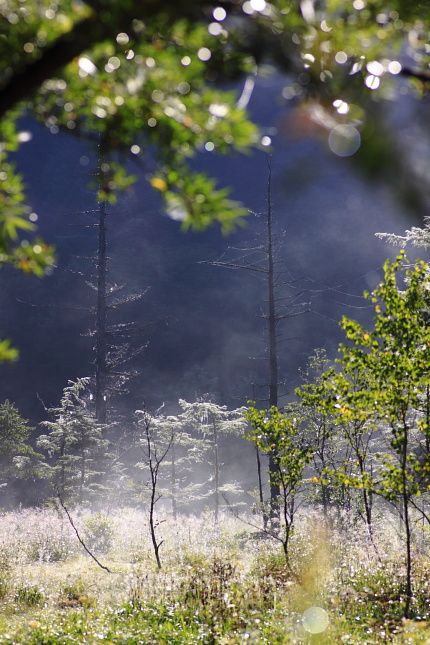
37 378 110 505
0 400 38 491
179 398 246 522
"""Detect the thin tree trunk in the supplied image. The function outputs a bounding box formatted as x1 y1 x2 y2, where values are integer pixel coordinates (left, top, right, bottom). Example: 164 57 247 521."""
320 428 329 518
401 423 412 618
149 471 161 569
95 199 108 424
267 161 280 523
79 436 85 506
255 444 268 530
171 440 177 520
213 419 219 523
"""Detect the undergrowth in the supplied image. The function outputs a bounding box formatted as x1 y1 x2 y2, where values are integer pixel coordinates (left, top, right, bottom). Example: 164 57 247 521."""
0 507 429 643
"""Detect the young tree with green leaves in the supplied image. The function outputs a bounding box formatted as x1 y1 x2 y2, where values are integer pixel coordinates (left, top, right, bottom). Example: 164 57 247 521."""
245 404 311 568
298 350 378 534
296 349 341 518
328 253 430 617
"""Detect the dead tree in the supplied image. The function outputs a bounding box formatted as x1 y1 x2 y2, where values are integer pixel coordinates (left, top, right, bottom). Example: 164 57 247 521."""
135 408 173 569
202 158 310 524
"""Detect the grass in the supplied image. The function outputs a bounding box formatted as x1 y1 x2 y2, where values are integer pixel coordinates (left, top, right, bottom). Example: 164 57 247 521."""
0 506 429 643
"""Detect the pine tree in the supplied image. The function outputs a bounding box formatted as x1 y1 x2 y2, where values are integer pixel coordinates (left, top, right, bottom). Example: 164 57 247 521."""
37 379 110 505
0 400 38 490
179 398 246 522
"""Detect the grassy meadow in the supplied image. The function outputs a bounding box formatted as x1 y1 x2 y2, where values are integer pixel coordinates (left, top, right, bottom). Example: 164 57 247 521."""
0 506 429 644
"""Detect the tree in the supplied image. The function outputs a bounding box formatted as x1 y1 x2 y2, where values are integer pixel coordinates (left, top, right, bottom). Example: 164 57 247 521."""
2 1 430 360
179 398 247 522
327 253 430 617
0 400 37 489
37 378 110 505
377 216 430 252
134 408 173 569
151 412 209 520
296 349 342 518
1 0 429 270
245 403 312 569
205 161 309 522
79 149 148 424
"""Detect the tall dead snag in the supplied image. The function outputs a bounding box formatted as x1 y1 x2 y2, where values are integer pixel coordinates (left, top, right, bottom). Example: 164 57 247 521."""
95 194 108 424
203 159 309 525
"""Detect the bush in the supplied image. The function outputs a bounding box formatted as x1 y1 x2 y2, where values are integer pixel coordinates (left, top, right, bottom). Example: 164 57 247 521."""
58 580 96 609
83 513 115 554
14 585 44 607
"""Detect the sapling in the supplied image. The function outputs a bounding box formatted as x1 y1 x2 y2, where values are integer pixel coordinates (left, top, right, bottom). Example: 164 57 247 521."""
245 404 312 569
135 408 173 568
329 253 430 617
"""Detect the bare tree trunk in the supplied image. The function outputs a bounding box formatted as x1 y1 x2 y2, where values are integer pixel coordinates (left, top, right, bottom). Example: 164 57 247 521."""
79 434 85 506
171 440 177 520
149 472 162 569
267 162 280 524
213 419 219 523
319 430 329 518
401 423 412 618
255 444 268 530
95 199 108 424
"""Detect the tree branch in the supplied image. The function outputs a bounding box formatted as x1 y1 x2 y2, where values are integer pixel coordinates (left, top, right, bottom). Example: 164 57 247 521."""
57 494 112 573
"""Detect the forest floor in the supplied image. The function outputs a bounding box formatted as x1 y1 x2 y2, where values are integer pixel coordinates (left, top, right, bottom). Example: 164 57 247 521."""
0 507 429 644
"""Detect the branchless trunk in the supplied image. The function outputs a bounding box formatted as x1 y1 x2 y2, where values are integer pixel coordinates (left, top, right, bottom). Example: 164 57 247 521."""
319 423 329 518
79 431 86 505
255 444 268 530
252 383 268 529
149 468 162 569
95 199 108 424
400 419 412 618
356 452 373 535
213 418 220 523
171 440 177 520
60 433 66 499
267 162 281 523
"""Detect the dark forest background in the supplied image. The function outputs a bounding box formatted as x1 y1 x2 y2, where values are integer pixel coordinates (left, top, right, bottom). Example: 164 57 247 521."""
0 73 418 426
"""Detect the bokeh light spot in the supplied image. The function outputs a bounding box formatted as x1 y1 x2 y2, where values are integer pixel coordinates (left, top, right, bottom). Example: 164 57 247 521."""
388 60 402 74
213 7 227 21
302 607 329 634
335 51 348 64
198 47 212 61
116 32 129 45
78 57 97 76
328 125 361 157
365 74 381 89
250 0 266 11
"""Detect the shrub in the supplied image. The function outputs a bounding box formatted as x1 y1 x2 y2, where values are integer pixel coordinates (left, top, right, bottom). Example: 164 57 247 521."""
83 513 115 554
14 585 44 607
58 581 96 609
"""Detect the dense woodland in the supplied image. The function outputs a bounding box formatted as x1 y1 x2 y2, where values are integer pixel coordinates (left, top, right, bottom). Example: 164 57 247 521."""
2 0 430 643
